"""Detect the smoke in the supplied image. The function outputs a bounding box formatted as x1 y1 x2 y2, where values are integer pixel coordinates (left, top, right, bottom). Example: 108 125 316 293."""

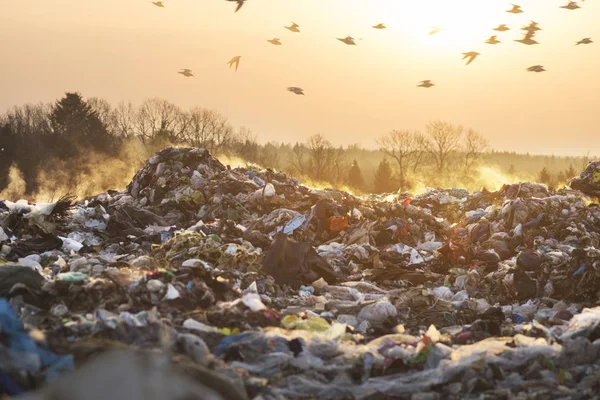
216 154 262 170
0 146 549 205
475 165 532 190
0 140 151 203
216 154 359 195
294 176 359 196
0 165 27 200
215 154 534 197
0 145 248 204
404 164 536 196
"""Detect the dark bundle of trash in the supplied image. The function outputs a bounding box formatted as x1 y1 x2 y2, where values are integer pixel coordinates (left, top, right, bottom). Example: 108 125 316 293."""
570 161 600 198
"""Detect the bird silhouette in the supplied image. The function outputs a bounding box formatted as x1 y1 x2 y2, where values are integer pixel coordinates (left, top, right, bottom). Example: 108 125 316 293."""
152 1 164 7
287 87 305 95
267 38 282 45
521 21 541 34
515 37 539 45
226 0 246 12
462 52 480 65
576 37 593 45
227 56 242 71
515 31 539 45
507 4 523 13
527 65 545 72
418 80 434 88
429 26 443 35
285 22 300 33
373 23 386 29
338 36 357 45
178 69 194 77
560 1 580 9
493 24 510 32
486 36 500 44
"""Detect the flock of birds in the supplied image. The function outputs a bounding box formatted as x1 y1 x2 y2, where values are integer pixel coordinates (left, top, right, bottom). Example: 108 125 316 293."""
152 0 595 93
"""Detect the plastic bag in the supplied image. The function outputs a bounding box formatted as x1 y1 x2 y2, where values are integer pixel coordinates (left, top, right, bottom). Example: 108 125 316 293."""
242 292 267 312
357 301 398 330
328 216 349 232
282 315 330 332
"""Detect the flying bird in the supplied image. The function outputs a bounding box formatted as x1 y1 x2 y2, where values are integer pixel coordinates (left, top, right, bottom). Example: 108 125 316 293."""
507 4 523 13
429 26 443 35
287 87 304 95
373 23 386 29
178 69 194 77
560 1 580 9
227 56 241 71
527 65 545 72
576 37 593 45
338 36 357 45
267 38 282 45
515 30 539 45
226 0 246 12
493 24 510 32
285 22 300 33
486 36 500 44
515 35 539 45
418 80 434 88
152 1 164 7
521 21 541 34
462 51 480 65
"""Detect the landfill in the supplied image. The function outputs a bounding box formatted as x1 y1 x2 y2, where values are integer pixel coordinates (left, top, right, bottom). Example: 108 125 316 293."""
1 146 600 399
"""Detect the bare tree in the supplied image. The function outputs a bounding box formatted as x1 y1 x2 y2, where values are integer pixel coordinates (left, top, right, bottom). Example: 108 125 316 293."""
290 142 306 176
0 103 54 192
236 126 254 143
112 102 137 140
135 98 182 144
88 97 117 136
377 129 428 191
3 103 53 137
412 134 431 173
329 146 349 186
183 107 233 154
259 142 280 169
208 112 234 154
306 134 333 181
230 126 259 164
426 120 463 173
293 134 349 185
463 128 488 174
185 107 211 148
171 109 191 144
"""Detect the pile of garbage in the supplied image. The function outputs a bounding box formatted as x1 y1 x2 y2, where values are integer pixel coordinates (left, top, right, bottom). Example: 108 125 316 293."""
2 147 600 399
570 160 600 198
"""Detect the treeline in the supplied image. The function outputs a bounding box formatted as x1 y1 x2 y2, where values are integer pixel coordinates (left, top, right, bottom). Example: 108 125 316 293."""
0 92 273 195
0 92 591 198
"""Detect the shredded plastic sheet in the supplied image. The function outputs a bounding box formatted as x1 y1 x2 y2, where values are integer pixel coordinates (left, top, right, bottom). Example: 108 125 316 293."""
283 215 306 235
0 299 74 382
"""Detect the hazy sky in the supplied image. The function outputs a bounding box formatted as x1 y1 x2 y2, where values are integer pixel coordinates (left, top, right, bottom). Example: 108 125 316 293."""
1 0 599 155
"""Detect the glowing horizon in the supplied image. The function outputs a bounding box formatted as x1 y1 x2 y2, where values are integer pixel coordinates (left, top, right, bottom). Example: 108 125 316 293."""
1 0 599 156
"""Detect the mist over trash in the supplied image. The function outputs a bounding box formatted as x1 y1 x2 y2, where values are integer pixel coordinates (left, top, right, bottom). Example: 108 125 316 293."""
0 94 592 204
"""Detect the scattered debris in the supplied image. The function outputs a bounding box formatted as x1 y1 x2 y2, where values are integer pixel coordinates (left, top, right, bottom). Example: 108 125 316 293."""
2 147 600 398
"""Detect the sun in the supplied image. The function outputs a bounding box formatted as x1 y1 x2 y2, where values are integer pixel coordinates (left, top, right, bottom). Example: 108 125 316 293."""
375 0 508 51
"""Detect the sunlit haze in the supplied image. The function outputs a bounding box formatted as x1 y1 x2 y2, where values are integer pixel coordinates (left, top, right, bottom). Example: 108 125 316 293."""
1 0 599 155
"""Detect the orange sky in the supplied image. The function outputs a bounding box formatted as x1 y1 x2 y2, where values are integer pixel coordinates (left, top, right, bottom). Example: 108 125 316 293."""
1 0 599 155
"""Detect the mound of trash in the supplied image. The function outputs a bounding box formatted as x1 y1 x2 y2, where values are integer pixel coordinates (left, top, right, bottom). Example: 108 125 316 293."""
570 160 600 199
2 147 600 399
